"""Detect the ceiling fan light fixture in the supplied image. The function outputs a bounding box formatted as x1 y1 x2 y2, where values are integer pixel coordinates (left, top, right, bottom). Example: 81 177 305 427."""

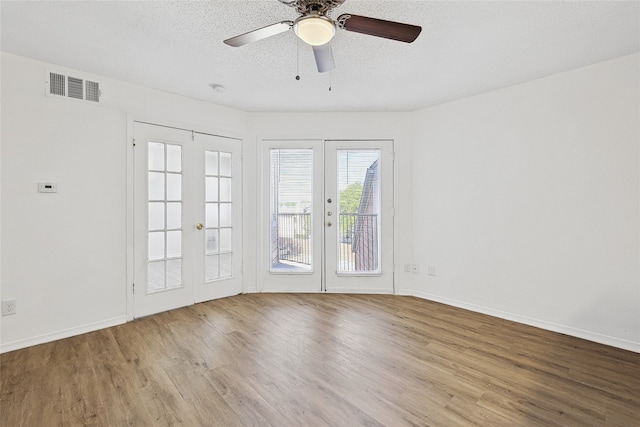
294 14 336 46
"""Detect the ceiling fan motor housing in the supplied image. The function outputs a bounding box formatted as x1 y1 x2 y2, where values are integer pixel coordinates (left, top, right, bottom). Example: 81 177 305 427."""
280 0 347 16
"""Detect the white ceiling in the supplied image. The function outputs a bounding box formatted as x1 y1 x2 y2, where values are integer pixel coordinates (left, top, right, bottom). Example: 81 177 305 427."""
1 1 639 112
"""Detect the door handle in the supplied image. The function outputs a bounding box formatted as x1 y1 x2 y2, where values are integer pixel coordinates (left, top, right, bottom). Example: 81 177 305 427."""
196 223 204 230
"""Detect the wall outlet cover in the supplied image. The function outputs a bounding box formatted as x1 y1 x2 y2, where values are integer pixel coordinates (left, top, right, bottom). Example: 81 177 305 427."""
2 299 17 316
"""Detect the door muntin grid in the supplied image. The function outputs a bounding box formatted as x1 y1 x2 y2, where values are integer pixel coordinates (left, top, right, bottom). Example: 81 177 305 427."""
147 142 183 293
205 150 233 282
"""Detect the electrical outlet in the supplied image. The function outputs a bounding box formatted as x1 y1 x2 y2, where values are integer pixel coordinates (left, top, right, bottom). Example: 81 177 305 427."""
411 264 420 274
428 265 436 276
2 299 17 316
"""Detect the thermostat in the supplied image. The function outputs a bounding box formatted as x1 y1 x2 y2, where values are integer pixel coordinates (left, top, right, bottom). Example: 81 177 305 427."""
38 183 58 193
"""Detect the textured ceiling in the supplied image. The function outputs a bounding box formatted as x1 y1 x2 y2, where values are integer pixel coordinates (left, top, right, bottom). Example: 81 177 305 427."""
1 1 639 112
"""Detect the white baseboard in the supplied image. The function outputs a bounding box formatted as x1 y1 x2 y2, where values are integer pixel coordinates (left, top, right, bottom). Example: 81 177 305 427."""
256 288 394 294
398 290 640 354
1 316 127 354
326 288 394 294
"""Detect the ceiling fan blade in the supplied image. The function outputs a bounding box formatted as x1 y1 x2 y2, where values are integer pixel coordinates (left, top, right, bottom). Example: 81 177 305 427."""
224 21 293 47
338 14 421 43
312 43 336 73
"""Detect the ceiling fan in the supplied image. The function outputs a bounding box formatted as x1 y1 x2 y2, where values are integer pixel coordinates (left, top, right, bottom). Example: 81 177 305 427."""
223 0 422 73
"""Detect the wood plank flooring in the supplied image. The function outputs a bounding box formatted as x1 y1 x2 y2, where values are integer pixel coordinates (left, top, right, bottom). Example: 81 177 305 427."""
2 293 639 426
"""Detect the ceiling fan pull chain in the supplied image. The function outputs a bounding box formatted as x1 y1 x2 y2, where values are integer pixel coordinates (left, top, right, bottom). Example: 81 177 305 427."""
295 37 301 81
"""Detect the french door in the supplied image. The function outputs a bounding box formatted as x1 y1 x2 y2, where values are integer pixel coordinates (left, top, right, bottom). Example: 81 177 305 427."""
133 122 242 318
261 139 394 293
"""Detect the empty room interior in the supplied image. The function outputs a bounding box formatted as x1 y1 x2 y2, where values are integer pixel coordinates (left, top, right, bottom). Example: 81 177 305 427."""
1 1 639 425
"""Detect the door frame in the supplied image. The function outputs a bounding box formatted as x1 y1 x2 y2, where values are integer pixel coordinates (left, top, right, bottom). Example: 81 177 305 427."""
125 116 245 320
257 137 396 294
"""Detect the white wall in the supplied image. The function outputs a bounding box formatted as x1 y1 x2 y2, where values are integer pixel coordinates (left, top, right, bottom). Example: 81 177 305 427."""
409 54 640 352
0 53 247 352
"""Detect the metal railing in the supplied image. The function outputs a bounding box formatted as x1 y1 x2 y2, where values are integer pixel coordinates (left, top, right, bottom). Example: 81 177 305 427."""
338 213 379 272
273 212 379 272
276 213 311 265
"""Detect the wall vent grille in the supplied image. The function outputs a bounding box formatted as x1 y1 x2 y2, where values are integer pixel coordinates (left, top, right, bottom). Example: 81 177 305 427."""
68 77 84 99
85 80 100 102
49 72 66 96
47 71 101 103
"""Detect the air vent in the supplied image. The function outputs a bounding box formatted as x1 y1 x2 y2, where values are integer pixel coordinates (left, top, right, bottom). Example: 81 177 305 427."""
85 80 100 102
47 71 101 103
68 77 84 99
49 72 66 96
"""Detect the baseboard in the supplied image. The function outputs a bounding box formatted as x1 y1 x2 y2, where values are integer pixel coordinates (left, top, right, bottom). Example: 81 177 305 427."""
326 288 394 294
0 315 127 354
398 290 640 354
256 289 394 295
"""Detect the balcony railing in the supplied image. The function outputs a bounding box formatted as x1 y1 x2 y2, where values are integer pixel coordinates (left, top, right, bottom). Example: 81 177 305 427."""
338 213 379 273
273 212 379 273
275 213 312 266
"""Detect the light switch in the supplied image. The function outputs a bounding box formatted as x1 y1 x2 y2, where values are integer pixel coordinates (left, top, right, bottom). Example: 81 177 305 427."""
38 183 57 193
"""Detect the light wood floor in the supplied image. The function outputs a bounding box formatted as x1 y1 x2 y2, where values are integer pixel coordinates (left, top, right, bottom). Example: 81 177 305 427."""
2 294 639 426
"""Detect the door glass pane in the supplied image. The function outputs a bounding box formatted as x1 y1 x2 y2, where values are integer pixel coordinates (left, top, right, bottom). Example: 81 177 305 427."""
206 151 218 175
148 142 164 171
220 178 232 202
148 232 165 261
206 255 219 281
220 152 232 176
337 150 381 273
269 149 312 272
220 253 232 278
220 228 232 252
219 203 231 227
148 202 164 231
166 230 182 258
166 202 182 229
146 141 184 293
148 261 165 292
166 173 182 201
166 145 182 172
206 229 219 253
206 203 218 227
148 172 164 200
166 259 182 288
206 177 219 202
